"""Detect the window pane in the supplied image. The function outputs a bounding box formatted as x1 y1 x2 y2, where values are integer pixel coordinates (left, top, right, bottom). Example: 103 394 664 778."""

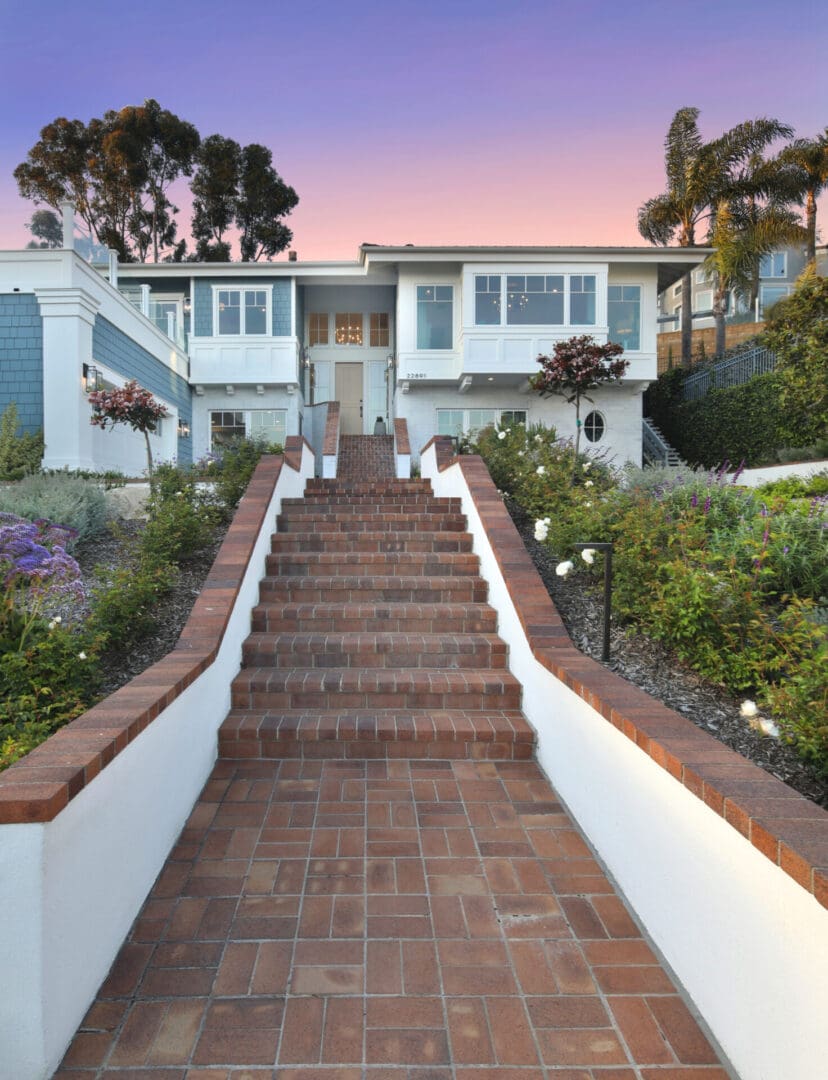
249 409 286 445
245 291 267 334
417 287 453 349
370 312 389 347
608 284 640 350
218 291 240 334
570 275 596 324
210 409 245 447
475 275 501 325
507 275 563 325
335 313 363 345
584 410 605 443
500 410 526 427
309 312 328 346
437 410 464 436
468 409 497 433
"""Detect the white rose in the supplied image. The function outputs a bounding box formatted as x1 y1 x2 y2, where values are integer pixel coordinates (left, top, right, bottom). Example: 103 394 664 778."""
536 466 545 476
497 430 507 440
78 651 87 660
584 480 594 488
556 560 574 577
740 700 758 718
581 548 596 565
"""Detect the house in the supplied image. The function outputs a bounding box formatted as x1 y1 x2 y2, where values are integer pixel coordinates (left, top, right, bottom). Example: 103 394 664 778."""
1 209 706 474
657 242 813 335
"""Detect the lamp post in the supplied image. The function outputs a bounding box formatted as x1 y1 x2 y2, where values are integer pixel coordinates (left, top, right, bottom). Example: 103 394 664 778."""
572 542 614 662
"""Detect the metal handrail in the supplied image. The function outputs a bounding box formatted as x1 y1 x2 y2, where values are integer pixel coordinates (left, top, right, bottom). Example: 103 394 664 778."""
682 346 776 401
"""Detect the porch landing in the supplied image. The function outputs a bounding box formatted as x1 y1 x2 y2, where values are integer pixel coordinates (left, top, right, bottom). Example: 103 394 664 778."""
56 754 729 1078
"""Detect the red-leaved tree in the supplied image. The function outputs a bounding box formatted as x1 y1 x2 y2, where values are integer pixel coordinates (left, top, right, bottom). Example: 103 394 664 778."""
89 380 169 477
531 335 628 472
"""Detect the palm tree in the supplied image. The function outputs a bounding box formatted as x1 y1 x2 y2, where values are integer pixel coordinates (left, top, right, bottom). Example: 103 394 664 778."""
704 198 806 356
779 131 828 262
638 108 793 367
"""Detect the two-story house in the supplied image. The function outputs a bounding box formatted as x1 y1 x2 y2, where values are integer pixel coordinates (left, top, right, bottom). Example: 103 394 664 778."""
1 222 706 473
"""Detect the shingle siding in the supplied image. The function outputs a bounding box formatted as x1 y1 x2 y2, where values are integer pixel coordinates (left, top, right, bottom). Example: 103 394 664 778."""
191 279 293 337
0 294 43 432
93 316 193 465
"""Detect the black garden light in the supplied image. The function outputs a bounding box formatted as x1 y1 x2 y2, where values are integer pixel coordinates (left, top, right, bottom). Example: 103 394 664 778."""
572 541 614 662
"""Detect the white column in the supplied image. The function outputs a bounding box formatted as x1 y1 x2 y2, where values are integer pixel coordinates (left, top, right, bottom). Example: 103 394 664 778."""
60 201 75 250
34 288 100 470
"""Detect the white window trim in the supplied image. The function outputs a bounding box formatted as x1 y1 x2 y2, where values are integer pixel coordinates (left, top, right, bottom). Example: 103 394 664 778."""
760 284 792 314
212 285 272 337
584 409 606 443
607 282 643 352
759 251 787 279
437 407 527 436
209 408 287 446
465 264 607 330
416 284 454 351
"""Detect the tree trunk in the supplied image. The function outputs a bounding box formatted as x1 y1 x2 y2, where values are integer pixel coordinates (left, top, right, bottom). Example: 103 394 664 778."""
144 431 153 478
680 272 693 368
712 278 728 358
806 190 816 263
573 396 581 479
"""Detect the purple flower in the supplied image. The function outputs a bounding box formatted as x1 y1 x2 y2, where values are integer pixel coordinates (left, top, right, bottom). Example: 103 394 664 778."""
703 495 712 515
782 546 790 555
691 493 698 508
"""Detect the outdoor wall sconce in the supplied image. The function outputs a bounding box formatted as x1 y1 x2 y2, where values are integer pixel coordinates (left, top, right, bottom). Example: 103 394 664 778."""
572 541 614 662
400 382 410 395
177 419 191 438
256 384 265 395
82 364 102 393
225 385 235 395
183 296 191 314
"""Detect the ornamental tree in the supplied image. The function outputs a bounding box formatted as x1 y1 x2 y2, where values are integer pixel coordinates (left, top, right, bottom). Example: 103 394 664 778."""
531 335 628 471
89 380 169 477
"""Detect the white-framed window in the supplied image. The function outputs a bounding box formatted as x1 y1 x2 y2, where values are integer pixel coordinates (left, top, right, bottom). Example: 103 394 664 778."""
673 282 683 298
759 251 787 278
760 284 791 315
474 275 501 325
417 286 453 350
214 288 270 336
437 408 526 437
474 274 596 327
694 289 713 313
335 312 363 345
584 410 605 443
693 268 712 285
210 409 287 448
370 312 390 347
607 285 641 350
309 312 329 346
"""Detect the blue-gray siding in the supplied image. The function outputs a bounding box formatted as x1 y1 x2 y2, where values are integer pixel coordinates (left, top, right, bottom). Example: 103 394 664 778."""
192 279 292 337
0 294 43 433
93 317 193 465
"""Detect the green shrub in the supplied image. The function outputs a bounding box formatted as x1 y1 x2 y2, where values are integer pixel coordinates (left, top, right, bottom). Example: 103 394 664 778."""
0 621 103 770
198 437 282 521
143 463 217 564
89 558 178 649
0 402 43 481
0 473 108 547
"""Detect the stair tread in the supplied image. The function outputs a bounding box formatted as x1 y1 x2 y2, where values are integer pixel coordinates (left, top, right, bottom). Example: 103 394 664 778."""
222 708 534 742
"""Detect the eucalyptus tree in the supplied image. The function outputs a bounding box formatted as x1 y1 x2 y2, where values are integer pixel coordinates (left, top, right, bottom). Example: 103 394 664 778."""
25 209 62 248
638 108 793 367
779 130 828 262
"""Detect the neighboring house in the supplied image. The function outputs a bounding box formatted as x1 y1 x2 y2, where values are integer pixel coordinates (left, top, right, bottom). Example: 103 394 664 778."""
1 215 705 472
657 243 811 333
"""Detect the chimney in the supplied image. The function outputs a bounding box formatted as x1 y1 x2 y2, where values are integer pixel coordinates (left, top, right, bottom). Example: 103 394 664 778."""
60 201 75 250
288 250 297 262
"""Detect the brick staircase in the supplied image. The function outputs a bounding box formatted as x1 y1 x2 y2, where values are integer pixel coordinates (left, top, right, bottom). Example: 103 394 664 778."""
219 477 534 761
337 434 395 479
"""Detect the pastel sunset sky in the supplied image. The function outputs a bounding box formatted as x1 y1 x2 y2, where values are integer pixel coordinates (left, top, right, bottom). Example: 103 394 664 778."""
1 0 825 260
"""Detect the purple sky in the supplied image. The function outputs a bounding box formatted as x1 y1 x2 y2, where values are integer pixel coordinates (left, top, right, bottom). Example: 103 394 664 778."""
1 0 825 260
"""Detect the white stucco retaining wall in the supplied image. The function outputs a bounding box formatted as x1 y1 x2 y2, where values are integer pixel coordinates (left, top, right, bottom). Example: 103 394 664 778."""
422 442 828 1080
737 459 828 486
0 443 313 1080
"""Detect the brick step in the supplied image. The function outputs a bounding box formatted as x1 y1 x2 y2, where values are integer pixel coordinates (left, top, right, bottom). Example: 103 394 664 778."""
251 601 498 634
241 631 508 670
305 479 434 495
258 575 488 604
276 512 467 533
270 530 474 554
230 667 522 712
219 709 535 760
264 551 480 577
279 496 462 510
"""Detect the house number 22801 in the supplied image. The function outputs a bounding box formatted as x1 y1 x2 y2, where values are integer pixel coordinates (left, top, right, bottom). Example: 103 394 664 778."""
404 372 427 379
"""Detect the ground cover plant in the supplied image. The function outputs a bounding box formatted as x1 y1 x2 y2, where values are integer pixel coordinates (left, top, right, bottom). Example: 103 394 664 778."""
473 421 828 775
0 437 280 771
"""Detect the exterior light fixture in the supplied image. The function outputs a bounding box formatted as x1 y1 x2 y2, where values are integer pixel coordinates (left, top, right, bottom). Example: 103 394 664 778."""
177 419 191 438
82 364 101 393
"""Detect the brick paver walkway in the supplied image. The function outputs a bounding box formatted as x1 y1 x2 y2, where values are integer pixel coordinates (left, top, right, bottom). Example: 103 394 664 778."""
57 756 731 1079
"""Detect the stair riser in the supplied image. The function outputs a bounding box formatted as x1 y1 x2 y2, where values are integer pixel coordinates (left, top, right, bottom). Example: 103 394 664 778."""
241 645 508 670
270 534 474 553
305 481 433 495
231 687 522 711
251 608 498 634
283 496 460 508
258 583 488 604
264 553 480 576
219 736 534 761
277 516 467 533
